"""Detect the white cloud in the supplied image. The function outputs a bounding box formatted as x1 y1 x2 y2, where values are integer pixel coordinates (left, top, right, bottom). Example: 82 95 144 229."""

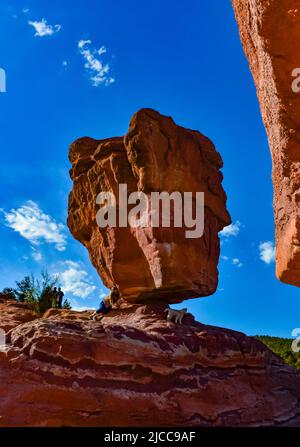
98 46 107 56
220 221 241 238
55 261 97 299
78 39 115 87
221 254 243 267
232 258 243 268
28 18 61 37
31 249 43 262
23 8 30 14
259 241 275 264
62 60 68 67
78 39 90 49
3 200 67 251
69 299 94 312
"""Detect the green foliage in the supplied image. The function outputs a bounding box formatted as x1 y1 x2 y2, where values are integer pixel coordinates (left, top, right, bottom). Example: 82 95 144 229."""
16 271 57 316
15 276 35 302
256 335 300 370
0 287 17 300
62 299 72 310
1 271 72 316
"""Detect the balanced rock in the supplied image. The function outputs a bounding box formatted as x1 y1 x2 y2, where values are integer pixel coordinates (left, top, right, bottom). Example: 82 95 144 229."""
68 109 231 303
232 1 300 287
1 301 300 426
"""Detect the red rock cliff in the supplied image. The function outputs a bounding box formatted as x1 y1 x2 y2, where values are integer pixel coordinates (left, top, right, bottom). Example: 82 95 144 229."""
0 299 300 426
68 109 231 303
232 0 300 287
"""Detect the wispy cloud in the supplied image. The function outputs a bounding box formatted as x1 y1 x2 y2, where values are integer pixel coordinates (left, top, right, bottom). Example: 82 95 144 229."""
220 221 241 238
69 299 93 312
232 258 243 268
221 255 243 268
3 200 67 251
78 39 115 87
31 248 43 262
54 261 97 299
28 18 61 37
259 241 275 264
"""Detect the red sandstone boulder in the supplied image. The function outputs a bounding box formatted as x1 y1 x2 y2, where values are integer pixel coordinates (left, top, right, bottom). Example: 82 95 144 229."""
68 109 231 303
0 300 300 426
0 298 36 332
232 0 300 287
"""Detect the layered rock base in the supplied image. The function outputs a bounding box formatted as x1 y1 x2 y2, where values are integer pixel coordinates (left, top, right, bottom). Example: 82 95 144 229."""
0 300 300 427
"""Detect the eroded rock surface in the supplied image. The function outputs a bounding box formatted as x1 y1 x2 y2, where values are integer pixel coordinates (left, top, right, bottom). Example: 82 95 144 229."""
68 109 231 303
232 0 300 286
0 297 36 332
0 300 300 426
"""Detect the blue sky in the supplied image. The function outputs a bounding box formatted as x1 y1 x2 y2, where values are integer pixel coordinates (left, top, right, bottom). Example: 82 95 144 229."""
0 0 298 337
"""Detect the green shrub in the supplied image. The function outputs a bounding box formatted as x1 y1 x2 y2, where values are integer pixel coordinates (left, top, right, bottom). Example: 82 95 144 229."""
1 271 72 316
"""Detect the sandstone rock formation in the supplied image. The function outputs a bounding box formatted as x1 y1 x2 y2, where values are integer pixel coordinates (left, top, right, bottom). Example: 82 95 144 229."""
0 299 300 426
0 296 36 332
232 1 300 286
68 109 231 303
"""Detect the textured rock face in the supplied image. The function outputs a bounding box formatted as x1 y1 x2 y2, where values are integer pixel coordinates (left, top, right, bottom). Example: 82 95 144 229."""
1 301 300 426
232 1 300 286
68 109 231 303
0 297 36 332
